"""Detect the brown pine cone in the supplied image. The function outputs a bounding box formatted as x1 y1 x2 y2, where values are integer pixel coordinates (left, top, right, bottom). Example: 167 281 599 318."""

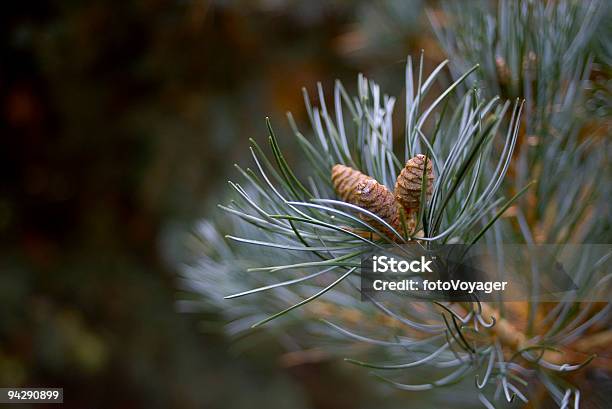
495 56 511 88
332 164 415 240
356 178 401 233
394 154 434 215
331 164 371 203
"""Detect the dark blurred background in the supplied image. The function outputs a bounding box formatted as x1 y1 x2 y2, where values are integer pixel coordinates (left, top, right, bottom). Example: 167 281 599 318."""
0 1 439 408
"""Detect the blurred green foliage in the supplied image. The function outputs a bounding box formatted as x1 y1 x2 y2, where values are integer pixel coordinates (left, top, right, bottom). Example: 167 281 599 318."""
0 1 444 408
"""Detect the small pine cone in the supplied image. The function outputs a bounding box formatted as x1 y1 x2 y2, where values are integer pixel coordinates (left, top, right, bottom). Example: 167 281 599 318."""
356 178 400 233
495 56 511 87
332 164 415 240
331 164 371 203
395 154 434 215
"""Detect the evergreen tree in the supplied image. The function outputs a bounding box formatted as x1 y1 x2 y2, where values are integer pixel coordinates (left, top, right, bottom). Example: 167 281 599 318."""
181 1 610 407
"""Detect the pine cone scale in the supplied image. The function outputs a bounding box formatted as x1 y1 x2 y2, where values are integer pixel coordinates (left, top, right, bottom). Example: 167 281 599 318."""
356 179 400 231
331 164 371 203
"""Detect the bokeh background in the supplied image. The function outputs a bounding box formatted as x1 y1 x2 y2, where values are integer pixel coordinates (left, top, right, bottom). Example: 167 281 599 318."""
0 1 436 408
0 1 573 408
